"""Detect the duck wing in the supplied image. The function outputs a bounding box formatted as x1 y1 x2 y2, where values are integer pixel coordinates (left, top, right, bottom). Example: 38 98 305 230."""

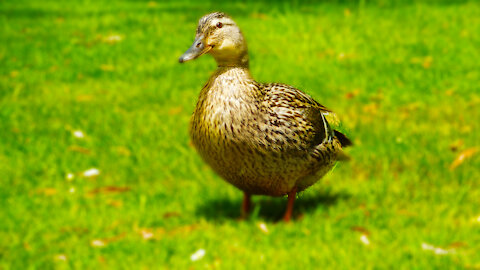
260 83 343 153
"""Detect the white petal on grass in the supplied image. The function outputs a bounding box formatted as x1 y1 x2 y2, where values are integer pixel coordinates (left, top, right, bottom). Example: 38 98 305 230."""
421 242 454 255
69 187 75 193
91 239 106 247
141 230 154 240
66 173 74 181
360 234 370 245
73 130 85 138
258 222 269 234
83 168 100 177
190 249 206 261
54 254 67 261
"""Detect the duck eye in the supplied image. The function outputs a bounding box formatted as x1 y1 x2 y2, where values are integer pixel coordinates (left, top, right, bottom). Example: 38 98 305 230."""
216 22 223 28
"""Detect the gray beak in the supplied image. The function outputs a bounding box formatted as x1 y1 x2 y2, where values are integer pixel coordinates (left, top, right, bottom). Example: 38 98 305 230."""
179 36 210 63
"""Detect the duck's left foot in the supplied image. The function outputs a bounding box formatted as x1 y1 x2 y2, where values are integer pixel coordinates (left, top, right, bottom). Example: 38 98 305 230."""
283 186 297 222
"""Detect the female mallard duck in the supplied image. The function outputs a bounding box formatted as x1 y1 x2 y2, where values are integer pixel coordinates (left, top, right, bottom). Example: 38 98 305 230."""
179 12 351 221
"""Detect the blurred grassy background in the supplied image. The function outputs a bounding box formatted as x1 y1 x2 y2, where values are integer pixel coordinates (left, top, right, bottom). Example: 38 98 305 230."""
1 0 479 269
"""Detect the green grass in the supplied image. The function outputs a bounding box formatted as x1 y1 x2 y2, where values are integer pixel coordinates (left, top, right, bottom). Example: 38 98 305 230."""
1 0 480 269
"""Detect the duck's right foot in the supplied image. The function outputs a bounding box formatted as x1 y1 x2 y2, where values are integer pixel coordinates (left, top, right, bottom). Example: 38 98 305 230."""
241 192 252 219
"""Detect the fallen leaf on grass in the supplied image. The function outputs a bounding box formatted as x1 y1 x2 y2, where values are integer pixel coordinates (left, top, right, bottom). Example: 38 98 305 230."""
450 147 479 170
98 256 106 264
68 146 91 155
396 209 418 217
169 224 199 236
345 89 360 99
422 56 433 68
350 226 370 235
448 242 468 249
106 199 123 208
163 212 181 219
88 186 130 195
37 188 57 196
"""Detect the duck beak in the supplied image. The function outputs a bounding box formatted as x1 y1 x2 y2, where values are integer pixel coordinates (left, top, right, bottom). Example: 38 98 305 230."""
179 35 212 63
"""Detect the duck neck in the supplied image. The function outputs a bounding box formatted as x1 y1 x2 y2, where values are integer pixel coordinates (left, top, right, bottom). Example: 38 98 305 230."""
206 65 257 102
213 50 250 68
213 65 253 83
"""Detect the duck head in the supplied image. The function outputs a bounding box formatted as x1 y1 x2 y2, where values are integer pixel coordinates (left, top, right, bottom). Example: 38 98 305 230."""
179 12 249 67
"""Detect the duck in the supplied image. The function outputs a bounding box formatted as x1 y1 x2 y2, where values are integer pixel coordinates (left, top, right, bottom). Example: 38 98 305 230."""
179 12 352 221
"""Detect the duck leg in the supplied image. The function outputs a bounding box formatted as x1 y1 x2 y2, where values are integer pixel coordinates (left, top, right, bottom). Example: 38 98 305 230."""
242 192 252 218
283 186 297 222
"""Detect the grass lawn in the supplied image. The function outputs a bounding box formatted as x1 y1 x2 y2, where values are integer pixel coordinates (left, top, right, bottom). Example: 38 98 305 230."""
1 0 480 269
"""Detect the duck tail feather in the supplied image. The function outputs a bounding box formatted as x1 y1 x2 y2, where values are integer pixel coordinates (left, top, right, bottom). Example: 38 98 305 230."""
334 130 352 148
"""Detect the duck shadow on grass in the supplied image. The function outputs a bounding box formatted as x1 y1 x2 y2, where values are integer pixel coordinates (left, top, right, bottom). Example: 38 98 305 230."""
196 190 350 222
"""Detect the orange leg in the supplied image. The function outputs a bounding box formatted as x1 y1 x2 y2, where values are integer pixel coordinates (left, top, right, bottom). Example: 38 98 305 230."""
242 192 252 218
283 186 297 222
